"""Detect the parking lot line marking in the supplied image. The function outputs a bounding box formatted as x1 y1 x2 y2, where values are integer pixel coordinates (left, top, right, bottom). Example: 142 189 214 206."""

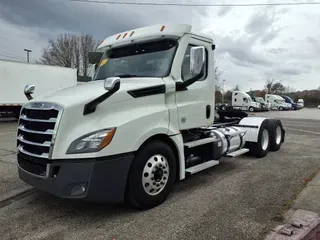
285 127 320 135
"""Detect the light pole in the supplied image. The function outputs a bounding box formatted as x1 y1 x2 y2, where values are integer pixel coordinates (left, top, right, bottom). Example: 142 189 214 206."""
24 49 32 63
222 79 226 104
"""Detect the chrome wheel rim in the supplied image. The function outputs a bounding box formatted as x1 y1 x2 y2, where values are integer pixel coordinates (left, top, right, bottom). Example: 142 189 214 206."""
142 154 169 196
275 126 282 145
261 129 269 151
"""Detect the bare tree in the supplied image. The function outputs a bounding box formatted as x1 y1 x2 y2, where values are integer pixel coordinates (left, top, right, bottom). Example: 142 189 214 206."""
284 85 296 93
80 34 96 76
38 33 96 76
214 60 222 91
233 85 240 91
271 82 285 94
265 76 275 94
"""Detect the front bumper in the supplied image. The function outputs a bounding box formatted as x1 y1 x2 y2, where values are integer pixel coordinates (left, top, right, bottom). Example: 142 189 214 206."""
18 152 134 203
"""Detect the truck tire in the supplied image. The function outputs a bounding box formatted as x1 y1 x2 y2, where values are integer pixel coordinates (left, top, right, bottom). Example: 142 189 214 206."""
249 120 270 158
249 107 254 112
125 140 177 210
268 119 284 151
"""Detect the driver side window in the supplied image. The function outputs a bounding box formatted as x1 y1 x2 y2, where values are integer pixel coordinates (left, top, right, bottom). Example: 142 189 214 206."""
181 44 208 81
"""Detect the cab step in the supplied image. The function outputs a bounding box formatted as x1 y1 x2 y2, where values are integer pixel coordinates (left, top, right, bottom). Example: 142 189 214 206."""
185 160 219 175
225 148 249 157
184 137 218 148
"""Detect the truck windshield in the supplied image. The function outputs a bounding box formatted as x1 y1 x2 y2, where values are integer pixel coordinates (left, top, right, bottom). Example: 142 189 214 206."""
285 97 294 103
94 39 177 80
256 97 265 103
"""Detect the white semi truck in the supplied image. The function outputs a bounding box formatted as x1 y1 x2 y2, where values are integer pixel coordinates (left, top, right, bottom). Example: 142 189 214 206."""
265 94 291 111
231 91 261 112
16 24 285 210
251 96 270 111
0 59 77 118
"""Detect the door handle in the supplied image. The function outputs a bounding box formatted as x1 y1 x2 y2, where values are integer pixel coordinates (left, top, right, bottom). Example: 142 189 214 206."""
206 105 211 119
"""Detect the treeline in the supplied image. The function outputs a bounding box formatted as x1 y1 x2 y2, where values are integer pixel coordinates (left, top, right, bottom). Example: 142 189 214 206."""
215 79 320 107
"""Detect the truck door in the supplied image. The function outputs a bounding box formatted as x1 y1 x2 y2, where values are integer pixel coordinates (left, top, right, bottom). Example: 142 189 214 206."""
175 38 213 130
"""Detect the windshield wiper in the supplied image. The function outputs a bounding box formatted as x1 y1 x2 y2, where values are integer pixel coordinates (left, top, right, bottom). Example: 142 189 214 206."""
115 74 140 78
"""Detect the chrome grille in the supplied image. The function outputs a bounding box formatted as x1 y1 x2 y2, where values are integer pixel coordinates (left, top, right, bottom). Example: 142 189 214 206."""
17 102 63 160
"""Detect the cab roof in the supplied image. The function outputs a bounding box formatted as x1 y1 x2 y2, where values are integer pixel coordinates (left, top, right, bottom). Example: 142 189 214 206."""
97 24 213 49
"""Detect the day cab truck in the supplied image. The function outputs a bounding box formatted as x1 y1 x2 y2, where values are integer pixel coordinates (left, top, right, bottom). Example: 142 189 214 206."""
265 94 291 111
251 96 270 111
281 95 300 110
297 99 304 108
0 59 77 118
16 24 285 210
231 91 261 112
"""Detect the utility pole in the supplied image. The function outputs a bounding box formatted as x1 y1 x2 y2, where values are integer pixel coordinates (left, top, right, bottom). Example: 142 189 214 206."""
24 49 32 63
222 79 226 104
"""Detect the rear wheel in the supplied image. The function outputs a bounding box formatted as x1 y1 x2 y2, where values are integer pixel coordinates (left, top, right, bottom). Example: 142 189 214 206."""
279 106 284 111
268 119 284 151
125 140 176 210
249 107 254 112
248 120 270 158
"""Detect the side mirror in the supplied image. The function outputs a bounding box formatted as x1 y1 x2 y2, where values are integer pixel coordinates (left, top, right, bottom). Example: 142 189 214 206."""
190 46 205 77
24 84 35 100
104 77 120 90
88 52 103 64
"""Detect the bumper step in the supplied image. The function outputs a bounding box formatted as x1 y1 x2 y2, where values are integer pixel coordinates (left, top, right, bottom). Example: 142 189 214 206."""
185 160 220 175
225 148 249 157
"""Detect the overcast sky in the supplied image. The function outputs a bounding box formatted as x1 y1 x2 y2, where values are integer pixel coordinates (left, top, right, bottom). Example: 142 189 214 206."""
0 0 319 91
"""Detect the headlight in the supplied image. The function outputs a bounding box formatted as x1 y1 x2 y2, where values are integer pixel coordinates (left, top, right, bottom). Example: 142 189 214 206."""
66 128 116 154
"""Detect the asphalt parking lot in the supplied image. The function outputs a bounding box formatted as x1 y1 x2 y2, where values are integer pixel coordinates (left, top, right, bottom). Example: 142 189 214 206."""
0 109 319 240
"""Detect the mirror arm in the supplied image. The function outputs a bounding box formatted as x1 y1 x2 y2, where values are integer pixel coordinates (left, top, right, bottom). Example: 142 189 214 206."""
175 67 204 91
83 81 120 115
25 93 33 101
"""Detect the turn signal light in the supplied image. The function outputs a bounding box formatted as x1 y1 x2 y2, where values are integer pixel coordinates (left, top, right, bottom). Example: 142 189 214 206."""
98 128 116 150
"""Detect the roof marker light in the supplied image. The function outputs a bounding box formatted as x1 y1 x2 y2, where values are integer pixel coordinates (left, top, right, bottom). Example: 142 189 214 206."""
160 25 165 31
130 31 135 37
116 34 121 40
123 32 128 38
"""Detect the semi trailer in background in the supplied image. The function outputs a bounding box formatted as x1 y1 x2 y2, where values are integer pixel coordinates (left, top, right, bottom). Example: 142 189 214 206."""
0 59 77 118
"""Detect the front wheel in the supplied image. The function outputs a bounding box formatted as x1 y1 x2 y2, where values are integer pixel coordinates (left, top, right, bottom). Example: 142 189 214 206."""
279 106 284 111
249 107 254 112
125 140 176 210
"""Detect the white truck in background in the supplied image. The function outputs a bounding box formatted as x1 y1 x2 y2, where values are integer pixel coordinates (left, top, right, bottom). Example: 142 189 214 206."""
251 96 270 111
231 91 261 112
0 60 77 118
297 99 304 108
16 24 286 210
265 94 291 111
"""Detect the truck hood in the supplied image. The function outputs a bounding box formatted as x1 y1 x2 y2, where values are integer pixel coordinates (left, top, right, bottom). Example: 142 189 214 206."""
32 78 165 108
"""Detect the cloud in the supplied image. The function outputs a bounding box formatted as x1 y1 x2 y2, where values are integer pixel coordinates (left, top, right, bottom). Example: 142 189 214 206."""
0 0 320 91
218 7 232 17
